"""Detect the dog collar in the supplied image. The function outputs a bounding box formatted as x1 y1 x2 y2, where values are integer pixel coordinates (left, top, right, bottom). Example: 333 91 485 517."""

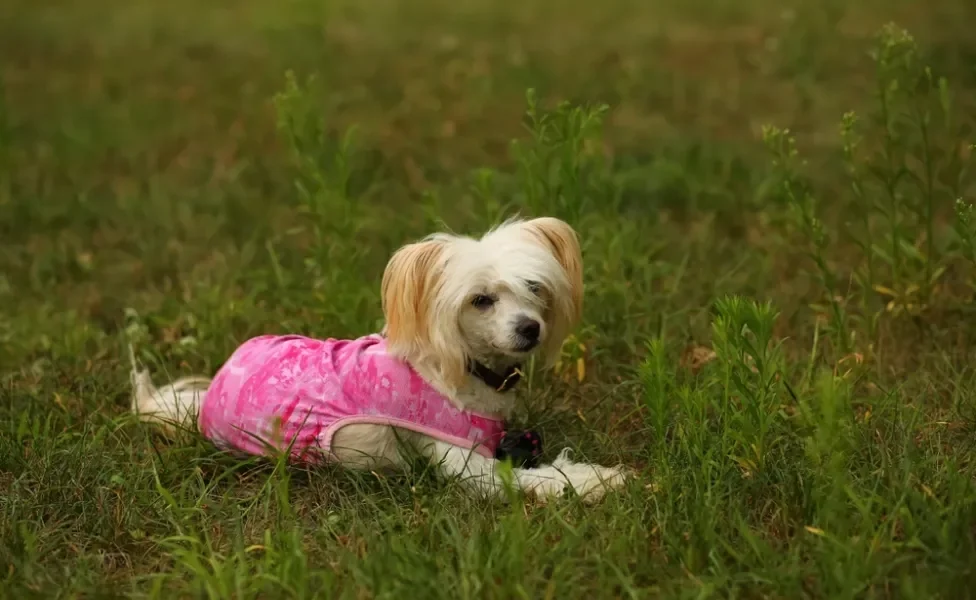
468 360 522 392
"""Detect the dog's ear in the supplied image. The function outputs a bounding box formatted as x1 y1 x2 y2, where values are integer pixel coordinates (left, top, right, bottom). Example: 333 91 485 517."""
381 237 466 390
519 217 584 362
382 239 447 352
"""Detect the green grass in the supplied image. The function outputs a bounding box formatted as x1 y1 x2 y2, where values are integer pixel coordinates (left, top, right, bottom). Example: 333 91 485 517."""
3 0 976 597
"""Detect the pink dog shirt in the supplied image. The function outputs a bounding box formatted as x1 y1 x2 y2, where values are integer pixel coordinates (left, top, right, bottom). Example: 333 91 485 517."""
198 334 505 462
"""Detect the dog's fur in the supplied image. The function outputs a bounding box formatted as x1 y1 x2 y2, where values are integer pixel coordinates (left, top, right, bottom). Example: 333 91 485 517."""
132 217 629 503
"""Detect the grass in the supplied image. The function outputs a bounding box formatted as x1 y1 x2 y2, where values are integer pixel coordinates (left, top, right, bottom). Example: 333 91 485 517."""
3 0 976 597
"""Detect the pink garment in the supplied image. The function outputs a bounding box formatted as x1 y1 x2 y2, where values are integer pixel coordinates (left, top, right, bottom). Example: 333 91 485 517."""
198 334 504 463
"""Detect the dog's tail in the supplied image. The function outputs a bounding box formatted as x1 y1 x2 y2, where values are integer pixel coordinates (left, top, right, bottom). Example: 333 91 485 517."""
129 343 210 434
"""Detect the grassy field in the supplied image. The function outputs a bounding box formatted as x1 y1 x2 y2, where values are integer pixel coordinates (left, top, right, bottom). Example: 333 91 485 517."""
3 0 976 597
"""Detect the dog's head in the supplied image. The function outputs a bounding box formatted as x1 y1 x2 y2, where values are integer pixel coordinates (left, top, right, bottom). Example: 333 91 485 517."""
381 217 583 392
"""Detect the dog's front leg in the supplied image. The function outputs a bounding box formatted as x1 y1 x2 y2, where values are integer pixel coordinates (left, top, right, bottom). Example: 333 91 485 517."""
511 448 631 504
423 440 512 500
426 441 629 503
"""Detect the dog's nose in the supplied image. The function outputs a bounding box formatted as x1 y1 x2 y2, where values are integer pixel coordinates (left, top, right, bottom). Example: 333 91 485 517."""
516 318 541 341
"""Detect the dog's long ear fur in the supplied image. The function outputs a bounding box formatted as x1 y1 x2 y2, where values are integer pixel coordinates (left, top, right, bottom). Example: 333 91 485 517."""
381 237 466 391
519 217 584 363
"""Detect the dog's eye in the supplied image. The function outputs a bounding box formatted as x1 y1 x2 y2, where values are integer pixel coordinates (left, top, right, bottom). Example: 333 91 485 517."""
526 280 542 295
471 294 495 309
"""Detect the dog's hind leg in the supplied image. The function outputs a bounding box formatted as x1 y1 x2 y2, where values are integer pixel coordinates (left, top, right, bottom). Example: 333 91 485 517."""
129 346 209 436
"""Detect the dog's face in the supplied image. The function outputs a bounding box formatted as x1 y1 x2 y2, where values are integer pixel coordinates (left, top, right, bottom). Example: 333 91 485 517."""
457 268 548 361
381 217 583 391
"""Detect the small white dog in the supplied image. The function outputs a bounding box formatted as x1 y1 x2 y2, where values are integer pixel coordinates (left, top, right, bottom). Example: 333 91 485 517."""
132 217 629 503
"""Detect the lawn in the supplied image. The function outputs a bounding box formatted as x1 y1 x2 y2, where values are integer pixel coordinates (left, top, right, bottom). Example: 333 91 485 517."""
3 0 976 597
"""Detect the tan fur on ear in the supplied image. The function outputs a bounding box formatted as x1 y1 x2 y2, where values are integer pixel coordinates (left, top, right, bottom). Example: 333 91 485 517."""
520 217 584 361
382 240 446 351
381 239 467 391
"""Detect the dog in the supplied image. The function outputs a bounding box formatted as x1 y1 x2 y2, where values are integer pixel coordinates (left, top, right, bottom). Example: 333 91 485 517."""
131 217 630 503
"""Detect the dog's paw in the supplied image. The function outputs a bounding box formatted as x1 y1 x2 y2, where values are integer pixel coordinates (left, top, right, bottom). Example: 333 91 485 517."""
524 449 632 504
